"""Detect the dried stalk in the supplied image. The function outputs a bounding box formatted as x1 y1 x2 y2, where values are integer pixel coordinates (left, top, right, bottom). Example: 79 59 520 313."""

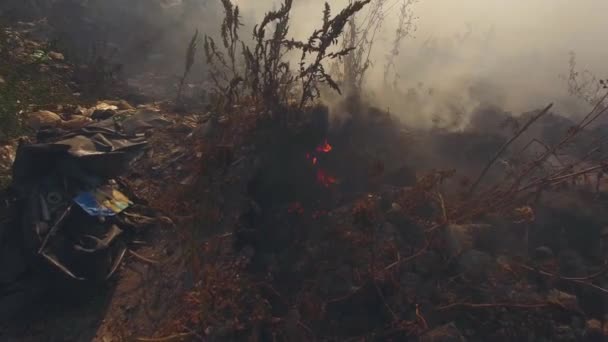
468 103 553 196
177 30 199 103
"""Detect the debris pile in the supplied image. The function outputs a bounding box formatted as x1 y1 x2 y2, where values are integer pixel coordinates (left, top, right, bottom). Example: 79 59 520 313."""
0 99 186 322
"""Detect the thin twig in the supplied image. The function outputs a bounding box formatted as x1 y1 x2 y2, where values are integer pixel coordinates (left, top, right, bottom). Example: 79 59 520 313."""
129 249 160 265
517 262 608 283
518 164 604 193
438 302 550 311
468 103 553 196
415 303 429 330
38 204 73 254
516 263 608 296
373 279 398 321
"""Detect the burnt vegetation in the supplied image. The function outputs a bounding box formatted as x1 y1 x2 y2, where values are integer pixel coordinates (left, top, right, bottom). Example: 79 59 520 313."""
201 0 372 112
1 1 608 341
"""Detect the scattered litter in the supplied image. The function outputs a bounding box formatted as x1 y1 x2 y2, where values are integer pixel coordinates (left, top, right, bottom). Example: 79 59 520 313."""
74 187 132 217
8 113 159 280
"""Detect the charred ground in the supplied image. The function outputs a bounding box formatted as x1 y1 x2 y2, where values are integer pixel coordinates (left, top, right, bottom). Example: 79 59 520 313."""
1 1 608 342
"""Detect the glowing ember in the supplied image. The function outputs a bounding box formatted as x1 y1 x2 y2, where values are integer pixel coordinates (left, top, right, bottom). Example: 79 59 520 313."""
306 138 337 187
316 169 337 188
288 202 305 215
312 209 328 219
306 153 319 165
316 139 333 153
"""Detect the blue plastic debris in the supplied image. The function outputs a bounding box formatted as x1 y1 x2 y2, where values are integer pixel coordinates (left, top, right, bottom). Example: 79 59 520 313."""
73 187 132 217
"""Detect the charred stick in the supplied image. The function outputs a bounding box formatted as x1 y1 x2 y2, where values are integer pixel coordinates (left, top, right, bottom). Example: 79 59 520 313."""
468 103 553 196
37 204 73 254
437 302 550 311
41 251 84 280
512 96 608 189
106 245 128 280
128 249 160 265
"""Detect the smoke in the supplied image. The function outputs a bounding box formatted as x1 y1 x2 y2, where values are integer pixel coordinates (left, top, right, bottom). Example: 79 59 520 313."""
231 0 608 127
11 0 602 124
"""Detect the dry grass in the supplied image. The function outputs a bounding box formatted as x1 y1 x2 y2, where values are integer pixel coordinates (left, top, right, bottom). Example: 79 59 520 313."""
203 0 371 113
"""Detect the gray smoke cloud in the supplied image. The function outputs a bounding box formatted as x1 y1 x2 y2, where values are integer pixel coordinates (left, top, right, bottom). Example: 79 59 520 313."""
230 0 607 127
11 0 601 125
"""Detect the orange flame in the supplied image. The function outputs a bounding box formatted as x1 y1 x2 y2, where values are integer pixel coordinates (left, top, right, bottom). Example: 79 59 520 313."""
306 153 318 165
316 139 332 153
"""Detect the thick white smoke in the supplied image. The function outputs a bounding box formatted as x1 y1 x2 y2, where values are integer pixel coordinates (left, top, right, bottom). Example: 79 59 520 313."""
231 0 608 126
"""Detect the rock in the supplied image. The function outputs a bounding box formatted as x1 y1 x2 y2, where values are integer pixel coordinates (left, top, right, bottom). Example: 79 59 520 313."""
0 75 5 85
47 51 64 61
534 246 554 260
59 115 92 130
26 110 63 129
458 249 494 279
420 323 467 342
